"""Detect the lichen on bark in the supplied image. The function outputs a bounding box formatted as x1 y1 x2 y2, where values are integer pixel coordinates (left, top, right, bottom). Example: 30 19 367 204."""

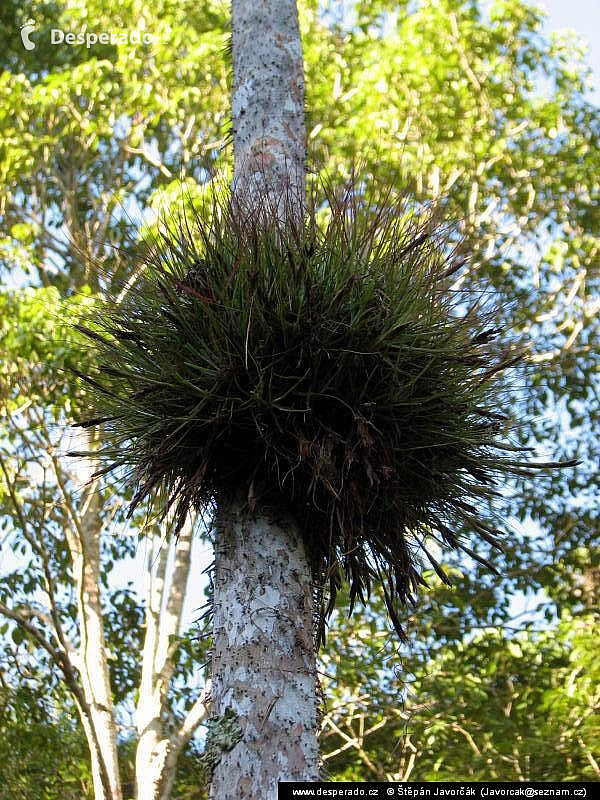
201 708 244 777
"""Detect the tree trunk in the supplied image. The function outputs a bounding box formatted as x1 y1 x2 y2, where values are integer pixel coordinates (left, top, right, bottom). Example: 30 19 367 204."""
135 518 199 800
209 5 318 795
210 498 319 799
65 445 122 800
135 530 173 800
230 0 307 218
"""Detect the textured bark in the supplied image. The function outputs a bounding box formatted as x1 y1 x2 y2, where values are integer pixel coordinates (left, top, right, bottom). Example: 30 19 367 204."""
231 0 307 217
210 498 319 799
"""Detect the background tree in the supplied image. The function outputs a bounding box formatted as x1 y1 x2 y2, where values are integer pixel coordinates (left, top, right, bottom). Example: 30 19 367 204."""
0 287 211 799
1 0 597 795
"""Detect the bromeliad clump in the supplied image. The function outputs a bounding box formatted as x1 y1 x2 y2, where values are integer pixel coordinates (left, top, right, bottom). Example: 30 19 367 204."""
73 186 557 638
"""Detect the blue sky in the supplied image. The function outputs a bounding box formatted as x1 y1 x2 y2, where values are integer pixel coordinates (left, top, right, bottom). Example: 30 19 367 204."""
540 0 599 101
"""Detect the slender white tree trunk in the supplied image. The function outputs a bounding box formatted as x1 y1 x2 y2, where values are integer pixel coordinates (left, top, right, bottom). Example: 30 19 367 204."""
210 2 319 798
78 500 123 800
64 443 123 800
135 530 172 800
135 516 209 800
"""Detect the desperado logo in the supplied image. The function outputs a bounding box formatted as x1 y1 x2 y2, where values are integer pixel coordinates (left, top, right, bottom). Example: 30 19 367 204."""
20 19 36 50
19 19 167 51
50 28 166 48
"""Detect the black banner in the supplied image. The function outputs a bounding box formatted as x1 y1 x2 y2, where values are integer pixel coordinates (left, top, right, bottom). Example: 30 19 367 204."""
278 783 595 799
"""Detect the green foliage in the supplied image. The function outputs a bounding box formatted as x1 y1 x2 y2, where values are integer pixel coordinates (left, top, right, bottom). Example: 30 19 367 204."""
0 0 230 293
408 614 600 781
0 680 92 799
321 592 599 782
0 286 94 413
